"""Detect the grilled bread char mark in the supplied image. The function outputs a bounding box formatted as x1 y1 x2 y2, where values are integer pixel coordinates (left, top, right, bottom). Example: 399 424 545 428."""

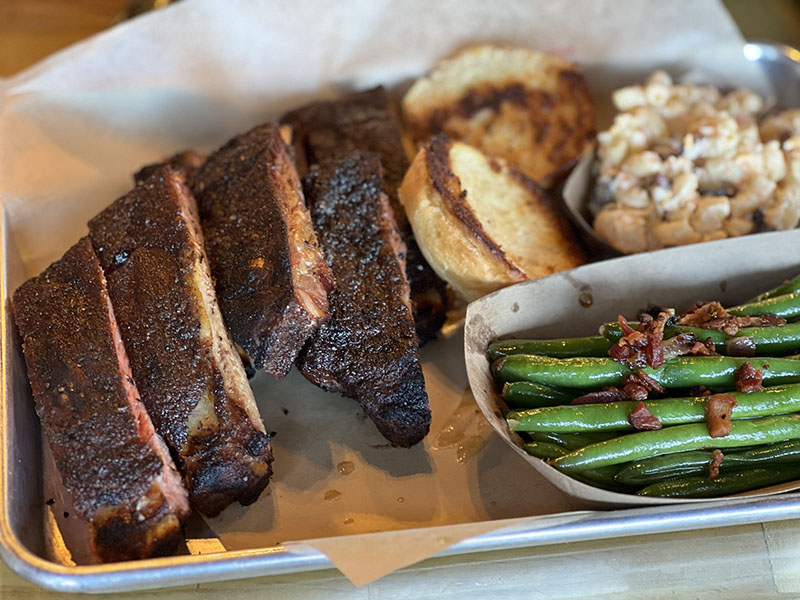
193 124 333 377
298 152 431 448
12 237 189 562
402 45 596 187
281 87 447 344
89 168 272 517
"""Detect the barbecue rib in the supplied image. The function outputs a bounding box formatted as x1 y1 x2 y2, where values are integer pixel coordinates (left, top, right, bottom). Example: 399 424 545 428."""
281 87 447 344
89 167 272 516
298 152 431 447
12 237 190 562
193 124 333 377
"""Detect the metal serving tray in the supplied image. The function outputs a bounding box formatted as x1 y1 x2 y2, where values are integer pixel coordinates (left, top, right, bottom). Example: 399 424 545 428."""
3 36 800 593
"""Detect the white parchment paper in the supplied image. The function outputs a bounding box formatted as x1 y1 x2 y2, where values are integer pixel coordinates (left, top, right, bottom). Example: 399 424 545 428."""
0 0 768 585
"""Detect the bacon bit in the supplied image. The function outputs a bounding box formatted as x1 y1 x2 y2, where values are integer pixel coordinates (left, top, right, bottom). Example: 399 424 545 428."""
679 301 728 327
677 301 776 336
690 338 718 356
618 315 636 336
709 449 724 481
706 393 738 438
609 311 670 369
571 388 628 405
735 361 764 393
628 401 662 430
622 382 648 401
623 372 665 395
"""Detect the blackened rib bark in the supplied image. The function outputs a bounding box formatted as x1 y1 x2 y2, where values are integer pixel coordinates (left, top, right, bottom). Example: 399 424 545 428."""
12 238 189 562
298 152 431 447
193 124 332 377
281 87 447 343
89 168 272 516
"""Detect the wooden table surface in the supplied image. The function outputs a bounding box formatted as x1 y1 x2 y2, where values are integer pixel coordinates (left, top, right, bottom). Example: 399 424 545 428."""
3 1 800 598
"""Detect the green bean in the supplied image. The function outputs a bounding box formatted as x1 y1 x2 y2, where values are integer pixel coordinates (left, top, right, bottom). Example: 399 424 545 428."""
523 441 569 460
502 381 580 408
615 440 800 485
492 354 800 389
637 465 800 498
488 336 613 361
748 274 800 303
601 322 726 345
601 321 800 356
614 451 713 485
506 384 800 433
549 414 800 472
530 431 618 450
728 291 800 320
725 439 800 467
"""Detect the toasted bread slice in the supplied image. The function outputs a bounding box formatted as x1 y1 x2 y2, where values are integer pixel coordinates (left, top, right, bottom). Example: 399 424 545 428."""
402 44 595 187
399 136 585 301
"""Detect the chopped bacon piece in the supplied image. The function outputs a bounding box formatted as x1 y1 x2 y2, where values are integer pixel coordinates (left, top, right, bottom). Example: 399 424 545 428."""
690 338 718 356
623 372 665 395
678 300 785 336
609 311 669 369
571 388 628 405
706 393 738 438
709 449 724 481
622 382 648 401
628 401 662 430
679 301 727 327
735 361 764 393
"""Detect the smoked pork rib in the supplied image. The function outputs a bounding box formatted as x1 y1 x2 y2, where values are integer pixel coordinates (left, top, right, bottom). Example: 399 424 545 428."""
298 152 431 447
281 86 448 344
12 237 190 562
89 167 272 516
192 123 332 377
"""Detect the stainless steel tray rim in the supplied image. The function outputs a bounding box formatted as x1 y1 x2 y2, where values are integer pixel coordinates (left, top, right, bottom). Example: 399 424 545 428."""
4 492 800 593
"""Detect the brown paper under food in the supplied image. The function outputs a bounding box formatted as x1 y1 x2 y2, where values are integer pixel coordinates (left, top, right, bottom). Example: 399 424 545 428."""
466 229 800 506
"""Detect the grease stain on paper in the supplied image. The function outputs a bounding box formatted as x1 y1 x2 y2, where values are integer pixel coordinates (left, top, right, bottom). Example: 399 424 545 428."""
432 388 490 461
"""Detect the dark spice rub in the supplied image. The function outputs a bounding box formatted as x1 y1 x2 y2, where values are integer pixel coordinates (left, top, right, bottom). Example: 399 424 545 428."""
193 123 332 377
89 168 272 516
298 152 431 447
12 237 189 562
281 87 447 344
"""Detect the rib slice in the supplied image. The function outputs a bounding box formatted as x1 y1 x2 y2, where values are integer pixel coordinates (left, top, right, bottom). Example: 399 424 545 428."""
12 237 189 562
281 87 447 344
89 167 272 516
193 123 333 377
298 152 431 447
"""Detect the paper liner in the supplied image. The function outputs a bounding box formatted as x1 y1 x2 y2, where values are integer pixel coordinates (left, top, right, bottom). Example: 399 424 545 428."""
466 230 800 506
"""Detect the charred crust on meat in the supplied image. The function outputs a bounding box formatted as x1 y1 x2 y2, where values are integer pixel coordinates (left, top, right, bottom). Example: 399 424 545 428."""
193 123 332 376
89 169 273 516
298 152 431 447
281 87 447 344
12 238 188 560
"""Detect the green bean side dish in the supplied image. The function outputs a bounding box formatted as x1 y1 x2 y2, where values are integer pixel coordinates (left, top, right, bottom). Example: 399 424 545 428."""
486 274 800 498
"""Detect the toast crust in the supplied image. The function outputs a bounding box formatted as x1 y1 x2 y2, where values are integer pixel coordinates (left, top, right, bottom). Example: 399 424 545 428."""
402 44 595 187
